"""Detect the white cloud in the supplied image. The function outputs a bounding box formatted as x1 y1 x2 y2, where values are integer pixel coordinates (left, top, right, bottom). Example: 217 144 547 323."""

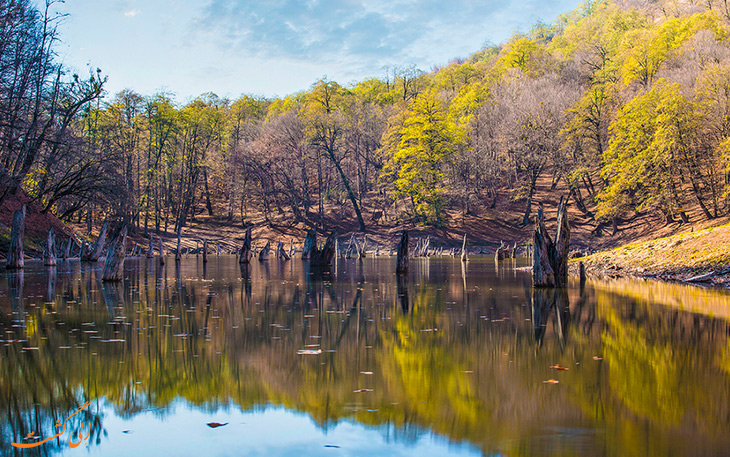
123 9 140 17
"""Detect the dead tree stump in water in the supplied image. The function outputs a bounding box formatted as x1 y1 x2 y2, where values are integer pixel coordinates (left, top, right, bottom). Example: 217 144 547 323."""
44 227 57 266
460 234 468 263
146 234 154 258
83 221 108 262
310 232 337 267
175 228 182 261
63 236 73 260
258 241 271 261
532 197 570 287
203 240 208 263
396 231 409 275
239 227 253 264
6 206 25 269
158 237 165 266
102 226 127 282
277 241 290 260
301 229 316 260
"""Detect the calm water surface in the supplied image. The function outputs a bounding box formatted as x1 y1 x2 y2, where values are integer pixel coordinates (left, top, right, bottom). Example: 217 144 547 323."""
1 256 729 456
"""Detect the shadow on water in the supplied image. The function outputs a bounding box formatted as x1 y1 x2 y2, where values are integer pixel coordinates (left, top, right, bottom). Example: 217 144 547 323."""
0 257 730 456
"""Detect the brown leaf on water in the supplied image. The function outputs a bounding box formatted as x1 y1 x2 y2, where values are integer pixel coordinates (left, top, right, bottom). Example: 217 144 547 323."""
592 356 603 361
542 379 560 384
207 422 228 428
550 364 568 371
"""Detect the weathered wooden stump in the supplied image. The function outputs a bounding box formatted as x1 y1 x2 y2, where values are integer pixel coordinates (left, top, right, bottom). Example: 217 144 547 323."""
158 237 165 266
6 205 25 269
396 231 409 274
460 234 468 263
532 197 570 287
277 241 290 260
83 221 107 262
258 241 271 261
102 226 127 282
202 240 208 263
289 239 295 258
44 227 57 266
579 261 586 290
301 229 316 260
175 228 182 261
63 236 73 260
146 234 154 258
239 227 253 264
311 232 337 267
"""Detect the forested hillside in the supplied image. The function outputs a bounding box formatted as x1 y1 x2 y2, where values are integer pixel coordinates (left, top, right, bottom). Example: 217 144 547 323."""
4 0 730 245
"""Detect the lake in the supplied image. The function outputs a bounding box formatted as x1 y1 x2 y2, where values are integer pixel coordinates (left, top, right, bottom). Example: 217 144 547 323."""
1 256 729 456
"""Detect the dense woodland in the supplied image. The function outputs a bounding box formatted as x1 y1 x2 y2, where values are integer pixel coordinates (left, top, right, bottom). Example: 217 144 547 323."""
5 0 730 235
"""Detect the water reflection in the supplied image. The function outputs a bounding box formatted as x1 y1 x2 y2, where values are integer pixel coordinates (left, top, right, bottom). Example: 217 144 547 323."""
0 257 728 456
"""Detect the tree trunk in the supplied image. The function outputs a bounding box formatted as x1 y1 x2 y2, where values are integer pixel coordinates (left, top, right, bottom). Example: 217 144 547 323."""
328 150 366 232
6 206 25 269
102 226 127 282
396 230 409 274
175 228 182 261
63 236 72 260
203 240 208 263
85 221 107 262
159 237 165 266
533 198 570 288
552 196 570 287
460 234 468 262
258 241 271 261
301 229 317 260
311 232 337 267
239 227 252 264
44 227 56 266
277 241 290 260
146 234 154 258
532 205 556 287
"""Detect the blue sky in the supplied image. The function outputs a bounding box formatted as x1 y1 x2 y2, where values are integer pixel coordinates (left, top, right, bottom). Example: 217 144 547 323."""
50 0 582 102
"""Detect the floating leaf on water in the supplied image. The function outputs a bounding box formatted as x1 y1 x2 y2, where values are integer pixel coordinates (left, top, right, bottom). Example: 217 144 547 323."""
550 365 569 371
122 430 133 434
324 444 340 448
360 371 373 375
297 349 322 355
206 422 228 428
593 356 603 361
543 379 560 384
353 388 373 393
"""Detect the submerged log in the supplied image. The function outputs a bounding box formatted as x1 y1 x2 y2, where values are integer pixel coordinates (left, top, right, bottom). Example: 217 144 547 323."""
460 234 468 263
239 227 253 264
102 226 127 282
396 231 409 274
44 227 57 266
258 241 271 261
311 232 337 267
532 198 570 288
301 229 316 260
6 205 25 269
159 237 165 266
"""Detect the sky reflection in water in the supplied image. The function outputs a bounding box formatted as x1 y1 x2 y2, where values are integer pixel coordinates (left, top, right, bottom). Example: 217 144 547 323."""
1 256 729 456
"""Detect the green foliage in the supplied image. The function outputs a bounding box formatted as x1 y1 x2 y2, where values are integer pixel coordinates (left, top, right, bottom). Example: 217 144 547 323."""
382 90 456 225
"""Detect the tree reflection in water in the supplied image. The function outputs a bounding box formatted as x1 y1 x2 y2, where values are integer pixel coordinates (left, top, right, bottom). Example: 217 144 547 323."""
0 257 729 456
